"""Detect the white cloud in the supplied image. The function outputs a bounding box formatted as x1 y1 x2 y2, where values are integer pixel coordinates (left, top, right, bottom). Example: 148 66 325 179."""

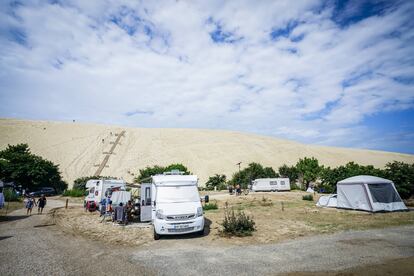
0 0 413 153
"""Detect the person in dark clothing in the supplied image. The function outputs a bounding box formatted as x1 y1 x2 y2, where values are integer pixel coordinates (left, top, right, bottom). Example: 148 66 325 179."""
37 195 47 214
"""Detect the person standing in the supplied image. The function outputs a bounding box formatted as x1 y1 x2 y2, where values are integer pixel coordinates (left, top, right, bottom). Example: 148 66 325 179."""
37 195 47 214
25 196 36 215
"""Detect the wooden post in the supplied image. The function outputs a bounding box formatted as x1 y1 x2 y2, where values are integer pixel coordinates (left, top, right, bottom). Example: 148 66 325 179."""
65 199 69 209
281 201 284 212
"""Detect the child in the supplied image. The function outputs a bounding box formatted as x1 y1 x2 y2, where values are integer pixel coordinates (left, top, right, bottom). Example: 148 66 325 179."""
25 196 36 215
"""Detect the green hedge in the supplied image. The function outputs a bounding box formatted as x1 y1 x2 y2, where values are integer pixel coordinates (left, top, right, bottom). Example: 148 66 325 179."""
3 188 20 202
62 189 85 197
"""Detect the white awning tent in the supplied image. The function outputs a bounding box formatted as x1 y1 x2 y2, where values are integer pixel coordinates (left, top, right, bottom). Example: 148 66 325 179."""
336 175 407 212
316 194 337 208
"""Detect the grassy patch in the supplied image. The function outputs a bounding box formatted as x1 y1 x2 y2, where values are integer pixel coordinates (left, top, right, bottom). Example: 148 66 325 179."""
0 201 24 220
203 202 218 211
302 194 313 201
62 189 85 197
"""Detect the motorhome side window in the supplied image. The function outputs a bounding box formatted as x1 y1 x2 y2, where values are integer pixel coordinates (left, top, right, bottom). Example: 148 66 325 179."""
270 181 277 185
281 181 285 185
145 187 151 205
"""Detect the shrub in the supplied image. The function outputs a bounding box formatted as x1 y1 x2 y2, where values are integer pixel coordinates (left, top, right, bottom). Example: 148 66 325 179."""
73 176 116 190
290 182 301 190
203 202 218 210
302 194 313 201
260 196 273 207
220 209 256 237
62 189 85 197
3 188 20 202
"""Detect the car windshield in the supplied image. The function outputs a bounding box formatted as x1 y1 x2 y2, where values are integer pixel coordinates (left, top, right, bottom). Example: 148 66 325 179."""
156 185 200 203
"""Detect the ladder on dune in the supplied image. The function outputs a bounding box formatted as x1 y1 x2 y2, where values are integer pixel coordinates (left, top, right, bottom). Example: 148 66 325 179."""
94 130 125 176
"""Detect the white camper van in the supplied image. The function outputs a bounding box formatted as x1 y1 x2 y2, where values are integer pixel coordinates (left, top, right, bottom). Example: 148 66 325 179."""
84 179 126 206
251 178 291 192
140 172 204 240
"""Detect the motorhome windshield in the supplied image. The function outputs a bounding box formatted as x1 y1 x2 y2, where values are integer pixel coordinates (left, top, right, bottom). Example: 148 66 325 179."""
156 185 199 203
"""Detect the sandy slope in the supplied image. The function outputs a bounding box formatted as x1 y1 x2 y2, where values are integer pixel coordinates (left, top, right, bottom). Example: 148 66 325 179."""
0 118 413 187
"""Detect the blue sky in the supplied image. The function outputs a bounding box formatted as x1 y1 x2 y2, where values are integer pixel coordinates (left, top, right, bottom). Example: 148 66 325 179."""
0 0 413 154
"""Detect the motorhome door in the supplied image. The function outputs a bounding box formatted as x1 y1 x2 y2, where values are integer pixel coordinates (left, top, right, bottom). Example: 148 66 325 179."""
140 183 152 222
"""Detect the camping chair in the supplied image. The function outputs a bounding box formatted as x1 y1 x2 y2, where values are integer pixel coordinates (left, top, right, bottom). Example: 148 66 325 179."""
100 205 113 223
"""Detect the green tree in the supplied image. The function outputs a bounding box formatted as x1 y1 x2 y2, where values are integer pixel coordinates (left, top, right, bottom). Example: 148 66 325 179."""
278 164 299 184
384 161 414 199
0 144 67 193
319 162 386 193
296 157 321 189
229 162 279 189
205 174 227 190
73 176 117 190
134 163 190 183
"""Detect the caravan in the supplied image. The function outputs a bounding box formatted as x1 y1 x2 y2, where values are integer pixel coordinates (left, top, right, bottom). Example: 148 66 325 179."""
251 178 291 192
140 172 204 240
84 179 126 206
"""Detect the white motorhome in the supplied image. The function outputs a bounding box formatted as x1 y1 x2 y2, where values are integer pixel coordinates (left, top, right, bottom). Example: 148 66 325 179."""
84 179 126 206
251 178 291 192
140 172 204 240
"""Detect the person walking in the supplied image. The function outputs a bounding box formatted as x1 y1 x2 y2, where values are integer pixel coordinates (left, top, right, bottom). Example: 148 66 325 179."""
25 196 36 215
37 195 47 214
236 184 241 196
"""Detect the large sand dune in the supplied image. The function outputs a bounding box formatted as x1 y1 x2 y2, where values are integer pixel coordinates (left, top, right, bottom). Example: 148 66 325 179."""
1 118 413 188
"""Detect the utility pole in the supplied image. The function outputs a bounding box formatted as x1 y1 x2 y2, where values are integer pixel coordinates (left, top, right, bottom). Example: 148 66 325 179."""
236 162 242 172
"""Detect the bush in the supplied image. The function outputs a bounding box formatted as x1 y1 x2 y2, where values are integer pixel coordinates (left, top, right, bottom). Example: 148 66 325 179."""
260 196 273 207
203 202 218 210
290 182 301 190
220 209 256 237
73 176 116 190
3 188 20 202
134 164 190 183
0 144 67 193
62 189 85 197
302 194 313 201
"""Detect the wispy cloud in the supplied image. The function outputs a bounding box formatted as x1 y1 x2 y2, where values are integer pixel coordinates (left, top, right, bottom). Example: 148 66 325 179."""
0 0 413 153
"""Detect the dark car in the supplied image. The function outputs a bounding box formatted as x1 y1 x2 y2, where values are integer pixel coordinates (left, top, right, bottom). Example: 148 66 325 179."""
29 187 56 197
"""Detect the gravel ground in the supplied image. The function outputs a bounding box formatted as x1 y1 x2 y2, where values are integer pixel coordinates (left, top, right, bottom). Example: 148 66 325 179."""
1 200 413 275
0 200 153 276
131 225 414 275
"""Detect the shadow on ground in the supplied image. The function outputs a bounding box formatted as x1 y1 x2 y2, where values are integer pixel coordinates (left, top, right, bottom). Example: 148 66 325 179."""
0 215 29 222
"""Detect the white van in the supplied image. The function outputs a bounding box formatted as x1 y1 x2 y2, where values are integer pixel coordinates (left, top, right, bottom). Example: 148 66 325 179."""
84 179 126 206
140 173 204 240
251 178 291 192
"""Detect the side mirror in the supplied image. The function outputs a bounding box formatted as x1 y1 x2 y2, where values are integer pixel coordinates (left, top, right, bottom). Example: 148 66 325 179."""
204 195 209 203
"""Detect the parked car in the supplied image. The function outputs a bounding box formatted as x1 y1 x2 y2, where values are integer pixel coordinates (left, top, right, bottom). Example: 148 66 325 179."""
29 187 56 197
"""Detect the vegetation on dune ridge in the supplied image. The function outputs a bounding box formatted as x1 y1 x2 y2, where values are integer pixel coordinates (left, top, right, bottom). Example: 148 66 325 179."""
0 143 67 193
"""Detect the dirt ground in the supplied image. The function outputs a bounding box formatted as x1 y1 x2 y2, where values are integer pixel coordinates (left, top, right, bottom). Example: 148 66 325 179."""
282 256 414 276
51 191 414 247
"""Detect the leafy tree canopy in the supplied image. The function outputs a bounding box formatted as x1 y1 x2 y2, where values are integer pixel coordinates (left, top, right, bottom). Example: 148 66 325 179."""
0 143 67 193
384 161 414 199
296 157 321 188
134 163 190 183
229 162 279 189
278 164 299 183
73 176 117 190
205 174 227 190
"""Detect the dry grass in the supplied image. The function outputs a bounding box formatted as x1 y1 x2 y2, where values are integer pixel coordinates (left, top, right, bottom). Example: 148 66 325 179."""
50 191 414 246
0 201 24 220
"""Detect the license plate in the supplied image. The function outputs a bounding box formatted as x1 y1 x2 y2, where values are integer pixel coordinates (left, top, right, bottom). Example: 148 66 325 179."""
174 224 189 229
